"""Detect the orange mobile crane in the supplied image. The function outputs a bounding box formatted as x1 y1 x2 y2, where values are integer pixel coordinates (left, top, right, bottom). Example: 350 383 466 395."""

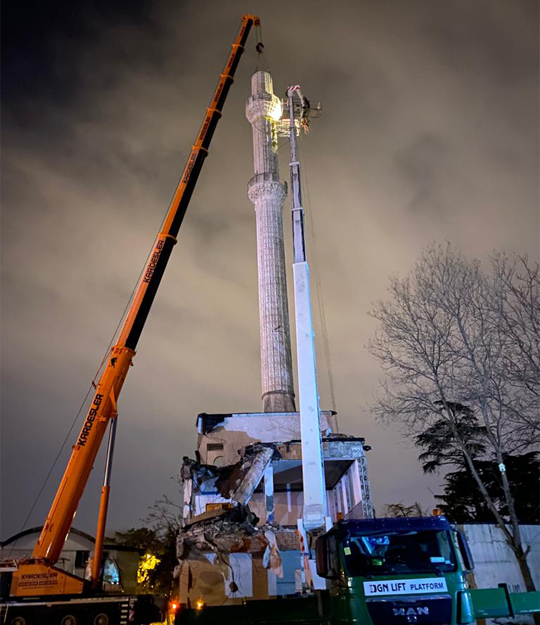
1 14 260 625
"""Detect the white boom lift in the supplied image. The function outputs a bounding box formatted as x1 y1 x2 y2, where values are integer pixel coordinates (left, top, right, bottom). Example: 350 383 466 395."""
286 86 328 533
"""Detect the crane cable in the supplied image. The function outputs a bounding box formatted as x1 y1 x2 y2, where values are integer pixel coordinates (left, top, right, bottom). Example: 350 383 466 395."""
254 22 268 72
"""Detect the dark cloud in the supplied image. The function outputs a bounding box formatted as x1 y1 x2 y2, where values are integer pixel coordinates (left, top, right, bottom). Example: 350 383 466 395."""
1 0 538 539
394 133 449 212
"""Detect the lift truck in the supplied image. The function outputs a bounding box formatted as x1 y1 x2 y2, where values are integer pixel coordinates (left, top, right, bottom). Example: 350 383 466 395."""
0 14 261 625
178 515 540 625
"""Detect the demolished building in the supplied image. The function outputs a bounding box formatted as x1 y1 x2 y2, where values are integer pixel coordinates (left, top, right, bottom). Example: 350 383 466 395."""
175 69 373 607
176 412 372 605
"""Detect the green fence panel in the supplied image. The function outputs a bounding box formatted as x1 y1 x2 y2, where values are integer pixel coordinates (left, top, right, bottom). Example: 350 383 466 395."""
471 588 511 618
511 591 540 615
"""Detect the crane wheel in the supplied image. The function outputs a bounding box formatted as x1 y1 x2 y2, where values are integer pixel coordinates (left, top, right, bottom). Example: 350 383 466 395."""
10 616 30 625
59 614 78 625
87 612 110 625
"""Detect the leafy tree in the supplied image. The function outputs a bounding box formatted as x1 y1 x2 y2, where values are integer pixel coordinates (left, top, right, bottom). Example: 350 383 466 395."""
108 526 178 595
111 527 162 554
415 403 487 473
414 408 540 524
109 477 183 596
369 244 539 595
436 454 540 525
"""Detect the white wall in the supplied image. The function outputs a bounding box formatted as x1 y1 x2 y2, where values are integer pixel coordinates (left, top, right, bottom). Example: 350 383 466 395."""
462 524 540 625
1 531 94 577
198 412 337 465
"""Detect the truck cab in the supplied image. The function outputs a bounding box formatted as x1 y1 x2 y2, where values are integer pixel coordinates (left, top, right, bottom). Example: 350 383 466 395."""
316 516 475 625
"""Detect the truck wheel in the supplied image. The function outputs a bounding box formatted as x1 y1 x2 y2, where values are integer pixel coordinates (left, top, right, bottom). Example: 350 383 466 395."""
59 615 78 625
10 617 31 625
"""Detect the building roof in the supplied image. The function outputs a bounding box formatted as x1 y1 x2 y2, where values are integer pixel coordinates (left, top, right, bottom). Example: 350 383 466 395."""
197 411 338 434
1 526 144 553
1 526 95 548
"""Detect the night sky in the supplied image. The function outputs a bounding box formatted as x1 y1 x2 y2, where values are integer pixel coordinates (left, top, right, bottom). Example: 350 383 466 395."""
1 0 538 540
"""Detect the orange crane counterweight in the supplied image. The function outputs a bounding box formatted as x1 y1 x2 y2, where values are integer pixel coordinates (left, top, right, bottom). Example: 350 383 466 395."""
9 14 260 599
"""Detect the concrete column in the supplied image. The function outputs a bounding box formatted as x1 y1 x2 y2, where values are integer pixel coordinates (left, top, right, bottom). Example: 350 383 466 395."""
246 71 296 413
182 478 193 526
349 459 363 509
264 464 275 524
341 477 349 516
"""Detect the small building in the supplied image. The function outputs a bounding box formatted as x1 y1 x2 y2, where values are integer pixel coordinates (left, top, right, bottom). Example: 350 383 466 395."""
1 527 142 594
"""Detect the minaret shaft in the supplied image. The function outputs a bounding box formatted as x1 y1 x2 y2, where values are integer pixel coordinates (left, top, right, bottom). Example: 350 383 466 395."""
246 71 296 412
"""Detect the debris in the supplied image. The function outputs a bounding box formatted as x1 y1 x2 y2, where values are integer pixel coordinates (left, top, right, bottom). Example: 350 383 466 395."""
262 530 283 577
181 444 277 508
177 505 264 563
216 444 275 504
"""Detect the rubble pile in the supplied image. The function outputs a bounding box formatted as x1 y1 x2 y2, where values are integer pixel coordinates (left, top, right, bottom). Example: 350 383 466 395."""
176 505 266 562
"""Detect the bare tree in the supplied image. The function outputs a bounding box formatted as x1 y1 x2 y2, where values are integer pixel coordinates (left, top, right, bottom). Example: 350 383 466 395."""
489 253 540 443
383 501 429 518
369 244 539 594
145 475 183 535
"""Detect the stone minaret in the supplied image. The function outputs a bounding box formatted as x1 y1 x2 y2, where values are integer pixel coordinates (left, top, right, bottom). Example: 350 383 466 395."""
246 71 296 412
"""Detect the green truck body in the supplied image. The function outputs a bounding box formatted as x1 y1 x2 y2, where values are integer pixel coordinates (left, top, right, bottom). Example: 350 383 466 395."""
176 516 540 625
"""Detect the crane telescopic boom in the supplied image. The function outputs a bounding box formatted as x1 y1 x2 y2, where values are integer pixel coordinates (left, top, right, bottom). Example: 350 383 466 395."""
10 14 260 598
